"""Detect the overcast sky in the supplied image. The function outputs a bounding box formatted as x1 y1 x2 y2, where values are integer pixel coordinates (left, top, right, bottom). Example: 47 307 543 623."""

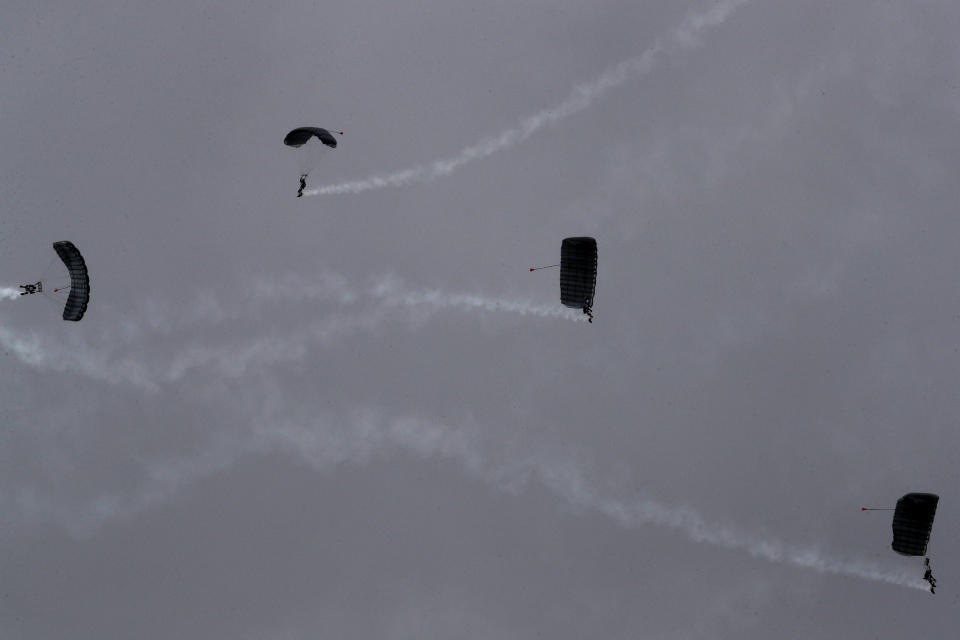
2 0 959 637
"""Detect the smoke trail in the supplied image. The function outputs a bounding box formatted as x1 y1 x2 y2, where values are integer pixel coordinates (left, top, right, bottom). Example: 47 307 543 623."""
248 414 926 591
367 275 585 321
0 287 22 300
2 380 927 593
567 484 928 590
248 273 585 321
305 0 750 196
2 311 922 591
387 419 928 590
0 324 159 390
152 278 580 380
157 277 581 381
0 273 579 388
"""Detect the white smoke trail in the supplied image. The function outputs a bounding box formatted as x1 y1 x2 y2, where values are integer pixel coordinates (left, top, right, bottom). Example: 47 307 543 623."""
0 287 22 300
250 273 585 321
151 278 581 381
248 414 926 591
0 273 580 388
567 484 928 590
305 0 750 196
2 310 922 592
3 388 927 593
159 277 580 380
368 275 585 321
0 325 158 390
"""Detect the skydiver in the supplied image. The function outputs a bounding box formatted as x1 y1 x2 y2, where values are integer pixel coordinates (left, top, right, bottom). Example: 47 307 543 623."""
297 174 307 198
923 558 937 593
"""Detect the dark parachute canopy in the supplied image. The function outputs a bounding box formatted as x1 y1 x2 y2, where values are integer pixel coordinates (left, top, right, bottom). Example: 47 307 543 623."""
560 237 598 322
283 127 338 149
891 493 939 556
53 241 90 321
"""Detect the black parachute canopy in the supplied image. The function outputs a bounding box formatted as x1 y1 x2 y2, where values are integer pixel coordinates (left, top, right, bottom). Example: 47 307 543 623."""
53 241 90 321
560 237 598 317
283 127 337 149
892 493 939 556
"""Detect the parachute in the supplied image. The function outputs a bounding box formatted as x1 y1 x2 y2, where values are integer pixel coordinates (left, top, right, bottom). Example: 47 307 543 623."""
283 127 338 149
891 493 939 557
52 241 90 321
865 492 940 593
560 237 598 322
284 127 341 196
18 242 90 321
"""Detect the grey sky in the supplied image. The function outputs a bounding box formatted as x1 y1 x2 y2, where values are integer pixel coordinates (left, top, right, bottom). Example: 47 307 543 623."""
2 0 959 637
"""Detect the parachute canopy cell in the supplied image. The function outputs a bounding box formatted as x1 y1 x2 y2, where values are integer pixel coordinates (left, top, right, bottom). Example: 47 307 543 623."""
53 241 90 321
560 237 598 316
283 127 337 149
891 493 939 556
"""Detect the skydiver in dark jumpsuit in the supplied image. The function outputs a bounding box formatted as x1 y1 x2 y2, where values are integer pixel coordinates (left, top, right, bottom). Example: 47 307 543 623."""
923 558 936 594
297 174 307 198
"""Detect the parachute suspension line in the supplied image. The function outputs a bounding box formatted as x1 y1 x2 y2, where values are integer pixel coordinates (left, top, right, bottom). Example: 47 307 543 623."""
860 507 895 511
37 289 63 309
40 255 57 277
43 277 71 293
529 264 560 272
34 253 59 285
